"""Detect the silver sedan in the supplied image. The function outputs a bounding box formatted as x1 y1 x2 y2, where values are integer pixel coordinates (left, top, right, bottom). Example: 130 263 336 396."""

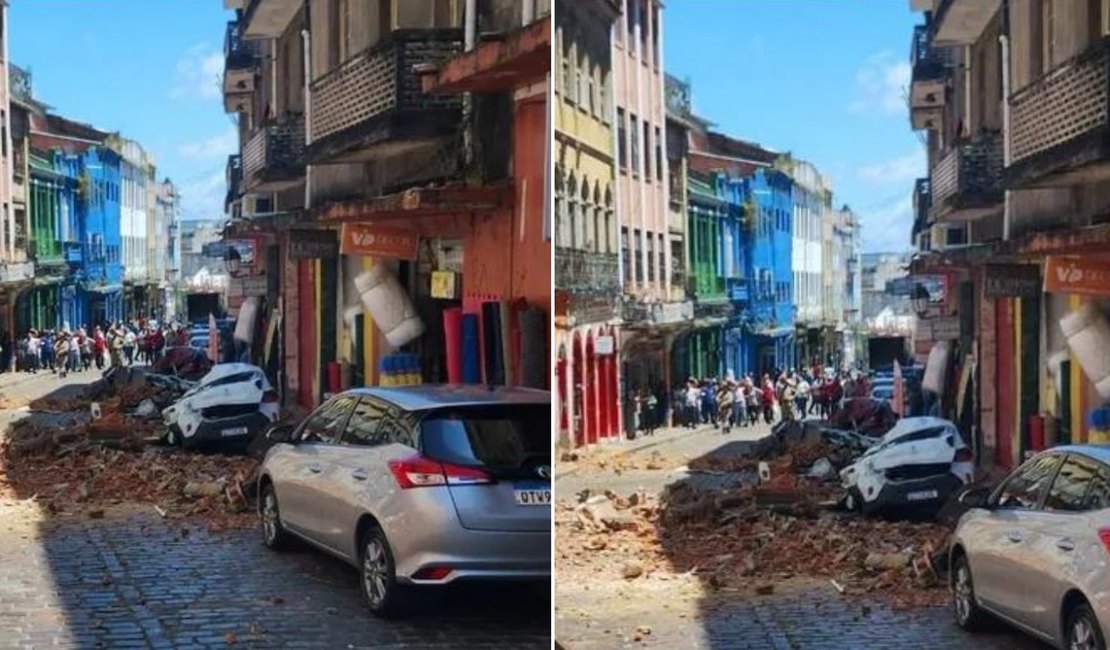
257 385 551 618
950 445 1110 649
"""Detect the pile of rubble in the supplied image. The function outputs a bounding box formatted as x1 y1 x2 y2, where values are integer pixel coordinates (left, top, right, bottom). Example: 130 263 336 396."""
558 482 950 608
0 367 263 530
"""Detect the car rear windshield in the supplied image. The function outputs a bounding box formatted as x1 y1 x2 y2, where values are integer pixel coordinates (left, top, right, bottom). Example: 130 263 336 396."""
419 404 549 478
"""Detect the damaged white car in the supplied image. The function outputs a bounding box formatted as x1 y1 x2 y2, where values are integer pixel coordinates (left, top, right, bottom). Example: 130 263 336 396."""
163 363 279 449
840 416 974 514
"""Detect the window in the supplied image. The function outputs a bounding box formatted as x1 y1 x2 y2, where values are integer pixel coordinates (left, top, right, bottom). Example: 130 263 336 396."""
646 235 655 282
651 2 660 66
634 228 644 282
617 109 628 173
621 227 630 282
577 49 589 107
996 453 1063 509
655 127 663 181
298 396 357 444
342 397 389 447
627 0 636 45
630 113 640 177
1044 454 1102 512
420 405 549 478
658 233 665 283
1085 466 1110 510
643 120 652 182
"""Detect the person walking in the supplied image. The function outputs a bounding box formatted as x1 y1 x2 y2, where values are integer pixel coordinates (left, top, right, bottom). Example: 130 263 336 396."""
761 375 775 424
732 381 747 428
685 379 700 428
781 374 798 422
643 389 658 436
123 327 136 366
109 327 124 367
41 329 55 373
701 380 716 425
66 333 80 375
717 380 734 434
93 327 107 370
795 374 809 420
54 334 69 378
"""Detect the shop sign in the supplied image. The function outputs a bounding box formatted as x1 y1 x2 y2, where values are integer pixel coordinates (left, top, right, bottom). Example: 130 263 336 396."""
917 316 960 340
1044 256 1110 297
985 264 1041 299
288 230 338 259
229 276 267 298
340 223 419 260
596 336 615 355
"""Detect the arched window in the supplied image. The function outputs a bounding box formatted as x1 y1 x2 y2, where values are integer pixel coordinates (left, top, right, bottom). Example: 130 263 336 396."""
567 173 578 249
580 178 591 254
554 165 567 248
592 183 602 254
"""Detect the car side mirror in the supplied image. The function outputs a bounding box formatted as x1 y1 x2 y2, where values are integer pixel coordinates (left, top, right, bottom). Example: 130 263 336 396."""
958 487 991 509
266 425 295 444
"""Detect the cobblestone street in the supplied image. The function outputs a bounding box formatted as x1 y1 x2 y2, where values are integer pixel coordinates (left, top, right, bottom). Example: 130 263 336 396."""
0 374 550 649
554 424 1046 650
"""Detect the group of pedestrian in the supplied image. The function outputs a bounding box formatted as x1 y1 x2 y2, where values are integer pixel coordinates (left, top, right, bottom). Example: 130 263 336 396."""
671 366 853 433
11 317 192 376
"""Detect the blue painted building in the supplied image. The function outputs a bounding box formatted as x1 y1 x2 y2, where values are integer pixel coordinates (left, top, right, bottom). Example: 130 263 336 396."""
739 167 795 377
76 146 124 326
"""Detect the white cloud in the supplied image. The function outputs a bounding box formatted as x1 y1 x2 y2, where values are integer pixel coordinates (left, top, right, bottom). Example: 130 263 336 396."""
857 150 925 185
171 43 223 101
858 195 915 253
849 51 911 116
179 169 227 222
178 127 238 161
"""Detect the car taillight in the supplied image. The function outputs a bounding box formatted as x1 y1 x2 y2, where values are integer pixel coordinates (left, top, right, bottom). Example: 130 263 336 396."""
262 390 279 403
1099 529 1110 556
954 448 974 463
412 567 453 580
388 454 493 489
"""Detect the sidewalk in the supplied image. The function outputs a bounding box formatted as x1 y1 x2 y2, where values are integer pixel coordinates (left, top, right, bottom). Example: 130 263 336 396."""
555 421 728 481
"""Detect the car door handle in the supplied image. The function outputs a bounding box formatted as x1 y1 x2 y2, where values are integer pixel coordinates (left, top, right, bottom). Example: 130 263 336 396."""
1057 538 1076 552
308 463 323 474
351 469 368 481
1006 531 1023 543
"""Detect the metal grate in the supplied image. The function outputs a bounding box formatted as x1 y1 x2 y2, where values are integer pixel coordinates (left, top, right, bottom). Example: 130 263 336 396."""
1011 40 1110 164
243 114 305 181
309 30 463 144
931 131 1002 206
554 248 620 293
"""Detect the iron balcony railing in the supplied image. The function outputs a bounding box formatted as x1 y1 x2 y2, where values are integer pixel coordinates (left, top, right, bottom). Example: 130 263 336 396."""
225 19 259 70
931 131 1003 209
1010 37 1110 166
911 24 949 82
242 113 305 183
308 29 464 145
225 154 242 210
555 248 620 294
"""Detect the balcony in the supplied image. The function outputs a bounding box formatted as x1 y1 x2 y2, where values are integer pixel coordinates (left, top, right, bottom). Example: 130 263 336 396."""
242 0 300 40
622 299 693 327
929 131 1003 223
912 177 931 240
225 155 242 212
910 25 948 113
242 113 305 192
727 278 749 303
930 0 1001 46
223 20 258 108
555 248 619 294
63 242 83 264
307 30 464 165
1008 38 1110 189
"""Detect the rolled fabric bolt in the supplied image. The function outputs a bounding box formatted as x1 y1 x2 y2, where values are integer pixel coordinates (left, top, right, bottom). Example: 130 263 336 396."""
461 313 481 384
355 265 425 348
443 308 463 383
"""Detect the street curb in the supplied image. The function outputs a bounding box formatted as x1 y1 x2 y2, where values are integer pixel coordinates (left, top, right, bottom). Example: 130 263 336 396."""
555 424 720 482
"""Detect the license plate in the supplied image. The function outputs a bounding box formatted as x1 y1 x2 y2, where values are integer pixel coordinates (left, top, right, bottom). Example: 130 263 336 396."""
514 489 551 506
907 489 938 502
220 426 249 437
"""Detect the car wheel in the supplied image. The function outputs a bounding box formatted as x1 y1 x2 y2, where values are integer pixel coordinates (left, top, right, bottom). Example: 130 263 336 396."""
260 483 291 550
1067 602 1106 650
952 554 985 631
360 527 411 619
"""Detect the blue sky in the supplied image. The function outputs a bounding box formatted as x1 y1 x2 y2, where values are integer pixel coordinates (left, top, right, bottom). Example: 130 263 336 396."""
665 0 924 252
9 1 236 221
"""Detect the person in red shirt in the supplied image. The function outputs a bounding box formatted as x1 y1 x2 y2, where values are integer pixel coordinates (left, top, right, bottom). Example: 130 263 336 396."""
760 375 776 424
92 327 107 370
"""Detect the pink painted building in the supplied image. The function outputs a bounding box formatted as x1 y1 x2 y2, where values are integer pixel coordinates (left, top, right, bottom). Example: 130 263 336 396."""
612 0 669 302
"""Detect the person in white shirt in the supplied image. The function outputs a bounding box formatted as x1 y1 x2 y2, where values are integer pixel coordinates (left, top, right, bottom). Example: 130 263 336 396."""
26 333 40 373
796 376 810 419
123 329 137 366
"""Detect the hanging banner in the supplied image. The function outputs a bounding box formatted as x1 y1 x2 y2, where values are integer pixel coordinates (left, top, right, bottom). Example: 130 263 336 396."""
340 223 419 260
985 264 1041 299
1045 256 1110 297
288 230 338 259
